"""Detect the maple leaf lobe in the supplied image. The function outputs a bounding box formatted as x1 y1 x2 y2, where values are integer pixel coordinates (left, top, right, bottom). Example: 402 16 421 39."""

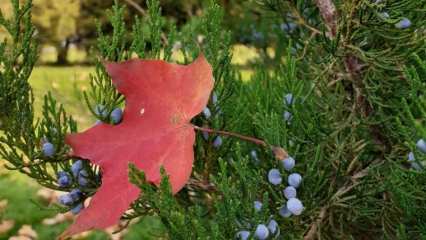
61 55 213 238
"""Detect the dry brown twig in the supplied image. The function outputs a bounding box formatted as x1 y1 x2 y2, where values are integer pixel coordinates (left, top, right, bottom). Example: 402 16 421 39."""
123 0 147 16
314 0 338 38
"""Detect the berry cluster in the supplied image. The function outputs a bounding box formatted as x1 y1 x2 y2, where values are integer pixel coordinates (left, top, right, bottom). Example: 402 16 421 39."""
235 153 304 239
57 160 94 215
44 103 123 215
41 140 85 214
408 139 426 170
278 21 297 34
94 104 123 125
235 93 304 239
236 203 280 240
268 157 304 218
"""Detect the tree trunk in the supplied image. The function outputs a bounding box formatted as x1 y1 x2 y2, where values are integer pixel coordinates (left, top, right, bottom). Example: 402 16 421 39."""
56 39 70 65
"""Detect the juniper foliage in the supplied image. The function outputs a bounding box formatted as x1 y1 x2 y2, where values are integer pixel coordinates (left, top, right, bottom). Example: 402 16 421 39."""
1 0 426 239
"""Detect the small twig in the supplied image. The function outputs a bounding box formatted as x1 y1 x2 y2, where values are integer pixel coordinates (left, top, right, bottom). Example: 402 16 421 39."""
192 125 267 147
303 160 378 239
297 32 319 61
289 4 322 36
187 178 217 192
112 219 132 234
122 0 147 16
304 206 327 240
193 125 289 161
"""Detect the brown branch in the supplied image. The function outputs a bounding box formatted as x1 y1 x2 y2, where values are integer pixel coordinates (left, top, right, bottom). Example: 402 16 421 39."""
192 125 267 147
344 55 370 118
314 0 337 38
304 206 327 240
303 175 360 239
303 159 381 239
314 1 373 120
193 125 290 162
289 4 322 35
187 178 217 192
122 0 147 16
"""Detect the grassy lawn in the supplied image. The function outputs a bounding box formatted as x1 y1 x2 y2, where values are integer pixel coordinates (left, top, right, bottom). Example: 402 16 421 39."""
0 160 165 240
0 170 165 239
30 65 96 130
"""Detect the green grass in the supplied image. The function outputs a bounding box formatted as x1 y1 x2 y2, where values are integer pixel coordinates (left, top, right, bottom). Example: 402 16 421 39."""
0 173 55 239
30 66 95 130
0 172 164 239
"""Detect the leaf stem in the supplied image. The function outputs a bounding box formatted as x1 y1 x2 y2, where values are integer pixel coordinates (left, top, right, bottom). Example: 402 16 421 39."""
192 125 267 147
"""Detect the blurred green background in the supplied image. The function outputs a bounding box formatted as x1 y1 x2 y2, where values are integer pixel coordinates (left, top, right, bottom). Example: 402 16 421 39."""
0 0 268 239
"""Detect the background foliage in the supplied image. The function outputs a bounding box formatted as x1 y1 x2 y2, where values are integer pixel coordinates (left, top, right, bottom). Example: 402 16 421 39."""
1 0 426 239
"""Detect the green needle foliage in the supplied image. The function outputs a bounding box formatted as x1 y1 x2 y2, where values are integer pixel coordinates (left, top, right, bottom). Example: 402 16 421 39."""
1 0 426 239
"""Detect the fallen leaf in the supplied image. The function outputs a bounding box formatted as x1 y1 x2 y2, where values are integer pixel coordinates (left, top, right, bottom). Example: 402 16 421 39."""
0 199 8 211
62 55 213 237
9 236 32 240
272 146 288 160
0 219 15 234
36 188 62 203
42 213 73 225
17 225 37 239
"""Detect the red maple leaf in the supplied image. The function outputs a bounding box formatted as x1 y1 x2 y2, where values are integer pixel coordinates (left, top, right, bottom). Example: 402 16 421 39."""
61 55 214 238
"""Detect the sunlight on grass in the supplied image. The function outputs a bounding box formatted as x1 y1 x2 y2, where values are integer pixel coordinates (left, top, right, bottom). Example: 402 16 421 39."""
29 66 95 130
39 45 88 64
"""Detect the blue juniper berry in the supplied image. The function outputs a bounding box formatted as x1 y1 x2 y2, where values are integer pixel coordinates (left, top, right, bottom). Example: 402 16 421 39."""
254 224 269 240
283 111 292 123
213 136 223 148
282 156 295 171
254 200 263 212
416 139 426 153
279 205 292 218
283 186 297 199
287 198 304 215
268 169 282 185
58 194 73 206
69 189 82 202
288 173 302 188
212 92 218 105
203 107 212 119
42 142 55 157
284 93 294 106
71 160 83 178
57 171 71 187
110 108 123 124
236 230 250 240
267 219 279 235
395 18 411 29
71 202 84 215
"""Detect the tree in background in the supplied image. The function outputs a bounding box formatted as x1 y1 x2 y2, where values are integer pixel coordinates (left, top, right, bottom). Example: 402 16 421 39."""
2 0 253 64
31 0 80 64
